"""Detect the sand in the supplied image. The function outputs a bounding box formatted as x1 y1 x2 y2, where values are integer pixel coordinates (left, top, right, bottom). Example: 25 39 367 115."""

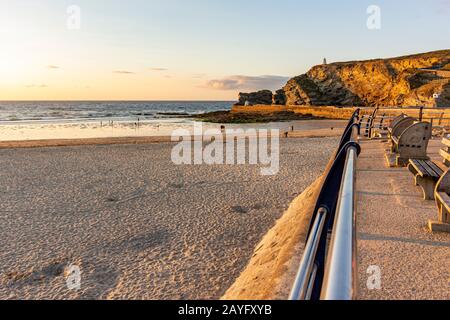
221 179 323 300
0 136 338 300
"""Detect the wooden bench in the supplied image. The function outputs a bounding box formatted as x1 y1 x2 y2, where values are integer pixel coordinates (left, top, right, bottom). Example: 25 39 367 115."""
407 159 443 200
388 116 416 143
389 121 432 166
406 137 450 232
387 114 408 136
432 145 450 232
433 189 450 233
439 136 450 166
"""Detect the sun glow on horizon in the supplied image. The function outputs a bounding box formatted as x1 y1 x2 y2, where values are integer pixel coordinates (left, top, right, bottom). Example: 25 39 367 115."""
0 18 30 84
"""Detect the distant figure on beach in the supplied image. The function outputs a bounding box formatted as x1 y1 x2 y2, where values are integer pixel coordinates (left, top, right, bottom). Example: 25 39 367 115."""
220 125 226 133
323 58 327 65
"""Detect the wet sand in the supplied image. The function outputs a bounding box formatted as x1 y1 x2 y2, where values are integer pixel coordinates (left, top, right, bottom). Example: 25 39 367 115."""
0 119 347 142
0 137 338 300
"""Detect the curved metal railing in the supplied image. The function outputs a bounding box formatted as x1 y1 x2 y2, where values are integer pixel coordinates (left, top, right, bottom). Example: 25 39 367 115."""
321 144 358 300
289 108 361 301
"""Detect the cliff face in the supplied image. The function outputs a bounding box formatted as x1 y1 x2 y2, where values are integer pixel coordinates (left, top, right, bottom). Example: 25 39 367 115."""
237 50 450 107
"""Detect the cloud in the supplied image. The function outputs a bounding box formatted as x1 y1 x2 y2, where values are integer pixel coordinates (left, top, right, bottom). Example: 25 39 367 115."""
431 0 450 14
150 67 168 71
205 75 289 91
25 84 48 88
113 70 135 74
438 0 450 10
47 65 60 69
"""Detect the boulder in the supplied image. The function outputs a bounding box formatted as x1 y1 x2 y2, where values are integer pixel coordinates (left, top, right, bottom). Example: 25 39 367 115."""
237 90 273 106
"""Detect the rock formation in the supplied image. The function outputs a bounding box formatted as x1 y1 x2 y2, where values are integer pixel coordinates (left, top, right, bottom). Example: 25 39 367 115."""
272 89 286 105
236 50 450 108
237 90 273 106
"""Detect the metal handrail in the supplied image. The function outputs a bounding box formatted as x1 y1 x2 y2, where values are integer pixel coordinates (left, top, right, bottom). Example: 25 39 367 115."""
321 146 358 300
289 109 360 300
289 208 327 300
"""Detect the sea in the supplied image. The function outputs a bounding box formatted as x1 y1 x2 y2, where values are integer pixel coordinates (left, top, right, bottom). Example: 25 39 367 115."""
0 101 345 142
0 101 234 123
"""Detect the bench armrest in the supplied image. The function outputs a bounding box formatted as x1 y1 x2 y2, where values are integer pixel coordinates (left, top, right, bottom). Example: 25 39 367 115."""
436 192 450 213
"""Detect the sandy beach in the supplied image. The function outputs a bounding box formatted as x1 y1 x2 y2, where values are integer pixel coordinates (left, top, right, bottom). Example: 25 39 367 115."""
0 136 338 300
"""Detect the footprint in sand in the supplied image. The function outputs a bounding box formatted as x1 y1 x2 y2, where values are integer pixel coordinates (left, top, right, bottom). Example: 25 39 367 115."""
231 206 248 214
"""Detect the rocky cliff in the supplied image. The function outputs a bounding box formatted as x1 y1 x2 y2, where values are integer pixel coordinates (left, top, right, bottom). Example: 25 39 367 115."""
236 50 450 107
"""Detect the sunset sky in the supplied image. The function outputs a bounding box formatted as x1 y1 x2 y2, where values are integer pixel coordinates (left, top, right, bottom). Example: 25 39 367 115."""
0 0 449 101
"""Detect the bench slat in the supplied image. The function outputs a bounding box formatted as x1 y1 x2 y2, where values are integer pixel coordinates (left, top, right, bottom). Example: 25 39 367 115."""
427 161 444 177
410 160 428 178
417 160 441 178
415 160 430 176
410 159 442 179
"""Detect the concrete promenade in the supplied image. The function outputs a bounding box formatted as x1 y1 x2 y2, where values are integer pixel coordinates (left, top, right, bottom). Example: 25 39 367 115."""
356 138 450 300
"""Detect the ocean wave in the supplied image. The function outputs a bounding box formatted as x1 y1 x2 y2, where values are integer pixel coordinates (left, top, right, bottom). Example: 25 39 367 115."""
0 101 233 123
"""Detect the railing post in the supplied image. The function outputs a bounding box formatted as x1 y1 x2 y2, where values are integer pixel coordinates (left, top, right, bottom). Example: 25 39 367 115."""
368 107 379 139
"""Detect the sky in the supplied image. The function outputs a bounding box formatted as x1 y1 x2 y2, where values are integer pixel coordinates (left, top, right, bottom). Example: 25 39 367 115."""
0 0 449 101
